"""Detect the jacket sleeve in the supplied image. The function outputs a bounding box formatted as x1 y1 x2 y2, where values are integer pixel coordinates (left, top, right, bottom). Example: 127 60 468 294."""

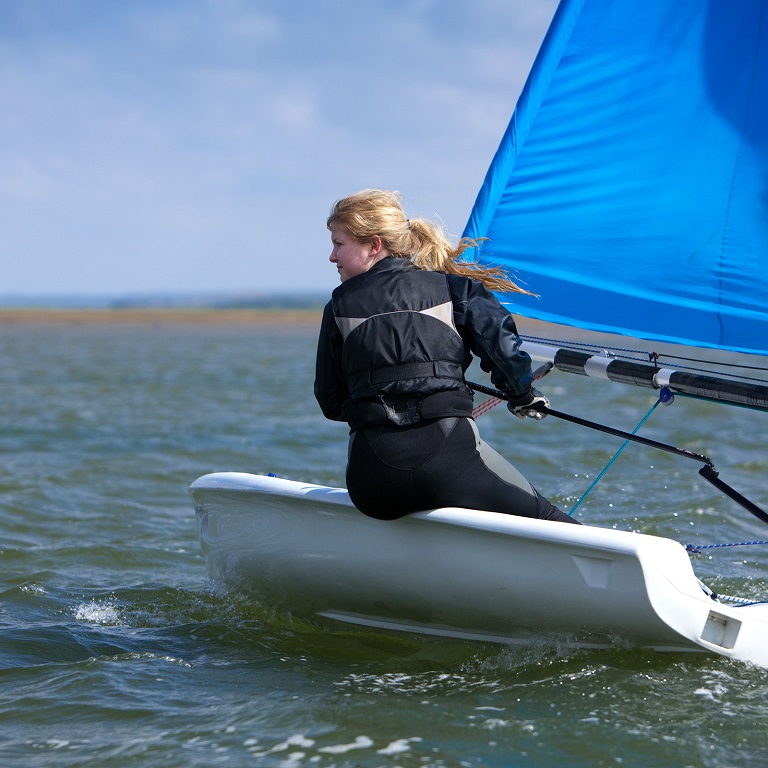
314 301 349 421
447 274 534 402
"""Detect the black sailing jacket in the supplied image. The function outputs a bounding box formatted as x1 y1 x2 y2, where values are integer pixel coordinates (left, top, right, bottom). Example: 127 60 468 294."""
314 257 534 428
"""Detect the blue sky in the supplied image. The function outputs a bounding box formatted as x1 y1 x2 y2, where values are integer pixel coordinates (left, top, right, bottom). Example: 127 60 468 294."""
2 0 557 299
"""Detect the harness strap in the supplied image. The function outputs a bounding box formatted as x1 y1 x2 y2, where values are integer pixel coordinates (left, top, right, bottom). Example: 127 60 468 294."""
345 389 474 430
369 361 436 385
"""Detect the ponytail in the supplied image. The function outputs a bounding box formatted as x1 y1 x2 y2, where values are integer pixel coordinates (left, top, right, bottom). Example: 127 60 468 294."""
328 189 534 295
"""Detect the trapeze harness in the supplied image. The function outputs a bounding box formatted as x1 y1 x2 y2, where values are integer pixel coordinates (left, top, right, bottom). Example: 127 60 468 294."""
321 258 577 525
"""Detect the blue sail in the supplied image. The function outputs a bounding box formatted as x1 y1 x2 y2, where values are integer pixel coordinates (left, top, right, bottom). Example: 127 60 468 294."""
465 0 768 357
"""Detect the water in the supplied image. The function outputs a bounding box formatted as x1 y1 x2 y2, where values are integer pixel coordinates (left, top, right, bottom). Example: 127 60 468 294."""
2 319 768 767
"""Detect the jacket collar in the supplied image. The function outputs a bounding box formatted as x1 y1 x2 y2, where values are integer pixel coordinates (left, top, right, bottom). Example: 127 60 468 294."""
368 256 414 273
334 257 414 294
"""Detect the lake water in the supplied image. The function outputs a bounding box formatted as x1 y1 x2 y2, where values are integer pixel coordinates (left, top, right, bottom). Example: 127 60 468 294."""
2 319 767 767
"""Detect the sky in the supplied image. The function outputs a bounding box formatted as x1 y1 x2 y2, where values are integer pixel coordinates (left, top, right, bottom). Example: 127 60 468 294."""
1 0 558 300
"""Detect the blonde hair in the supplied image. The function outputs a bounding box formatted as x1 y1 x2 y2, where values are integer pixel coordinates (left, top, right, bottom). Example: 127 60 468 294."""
327 189 533 295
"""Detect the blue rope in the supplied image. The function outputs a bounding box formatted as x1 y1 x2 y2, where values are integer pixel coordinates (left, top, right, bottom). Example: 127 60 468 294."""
686 542 768 606
569 398 662 516
685 539 768 554
715 593 767 607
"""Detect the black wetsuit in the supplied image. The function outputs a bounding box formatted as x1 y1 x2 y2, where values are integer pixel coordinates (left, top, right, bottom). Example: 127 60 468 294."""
314 257 578 525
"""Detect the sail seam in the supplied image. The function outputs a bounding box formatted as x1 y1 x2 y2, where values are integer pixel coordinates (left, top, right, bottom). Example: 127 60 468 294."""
717 2 765 348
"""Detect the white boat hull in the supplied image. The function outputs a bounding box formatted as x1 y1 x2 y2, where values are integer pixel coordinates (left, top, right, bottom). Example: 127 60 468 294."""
190 472 768 666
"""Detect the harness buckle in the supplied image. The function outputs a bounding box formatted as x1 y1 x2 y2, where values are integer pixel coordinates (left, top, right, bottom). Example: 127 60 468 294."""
378 395 422 426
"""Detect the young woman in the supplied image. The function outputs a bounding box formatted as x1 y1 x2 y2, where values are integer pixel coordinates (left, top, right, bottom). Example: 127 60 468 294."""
314 189 579 525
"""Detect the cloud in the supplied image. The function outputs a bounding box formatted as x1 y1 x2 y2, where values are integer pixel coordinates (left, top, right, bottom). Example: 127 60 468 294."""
0 0 558 297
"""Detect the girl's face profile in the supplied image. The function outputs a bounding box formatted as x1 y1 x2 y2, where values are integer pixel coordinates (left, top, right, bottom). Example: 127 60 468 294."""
329 225 379 282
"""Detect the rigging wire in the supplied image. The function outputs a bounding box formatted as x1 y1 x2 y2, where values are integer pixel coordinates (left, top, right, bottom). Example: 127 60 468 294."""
567 397 662 516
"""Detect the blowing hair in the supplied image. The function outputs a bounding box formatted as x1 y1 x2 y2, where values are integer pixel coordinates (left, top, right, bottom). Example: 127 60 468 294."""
326 189 534 295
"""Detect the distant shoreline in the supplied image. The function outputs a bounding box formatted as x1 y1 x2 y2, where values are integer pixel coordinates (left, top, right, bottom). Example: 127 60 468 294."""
0 307 626 348
0 307 573 338
0 307 324 326
1 307 709 362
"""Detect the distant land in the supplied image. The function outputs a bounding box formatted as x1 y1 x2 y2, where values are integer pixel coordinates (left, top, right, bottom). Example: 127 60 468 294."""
0 292 327 310
0 293 328 326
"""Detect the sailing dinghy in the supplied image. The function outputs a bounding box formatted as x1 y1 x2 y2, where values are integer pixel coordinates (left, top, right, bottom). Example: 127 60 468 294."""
191 0 768 665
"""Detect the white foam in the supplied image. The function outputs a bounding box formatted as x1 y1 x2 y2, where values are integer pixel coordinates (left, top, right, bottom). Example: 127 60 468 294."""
74 601 121 625
318 736 374 754
376 737 422 755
